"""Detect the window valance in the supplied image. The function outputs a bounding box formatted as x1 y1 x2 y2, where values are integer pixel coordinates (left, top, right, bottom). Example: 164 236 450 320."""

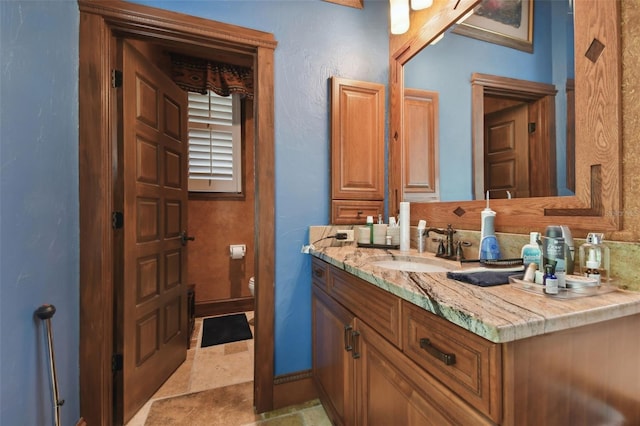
170 53 254 99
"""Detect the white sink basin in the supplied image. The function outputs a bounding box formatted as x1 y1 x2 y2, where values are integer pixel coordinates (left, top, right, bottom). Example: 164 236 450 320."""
367 256 457 273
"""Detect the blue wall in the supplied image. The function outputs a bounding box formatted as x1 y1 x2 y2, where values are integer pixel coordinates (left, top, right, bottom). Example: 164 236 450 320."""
0 1 79 425
0 1 387 423
405 0 573 200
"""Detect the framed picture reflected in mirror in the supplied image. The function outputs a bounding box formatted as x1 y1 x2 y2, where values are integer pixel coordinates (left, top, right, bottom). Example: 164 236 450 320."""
453 0 534 53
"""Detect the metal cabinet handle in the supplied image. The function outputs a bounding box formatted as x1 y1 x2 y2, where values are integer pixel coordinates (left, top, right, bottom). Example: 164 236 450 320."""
313 268 324 278
419 338 456 366
351 331 361 359
344 325 353 352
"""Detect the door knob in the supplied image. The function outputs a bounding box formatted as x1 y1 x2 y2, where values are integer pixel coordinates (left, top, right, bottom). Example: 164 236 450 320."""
180 231 195 246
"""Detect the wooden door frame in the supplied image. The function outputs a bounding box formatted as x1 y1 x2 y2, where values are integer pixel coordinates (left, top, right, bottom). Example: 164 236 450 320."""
78 1 277 424
471 73 557 200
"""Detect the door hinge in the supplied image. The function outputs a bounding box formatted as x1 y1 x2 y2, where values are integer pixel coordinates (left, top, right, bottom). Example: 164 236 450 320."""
528 122 537 134
111 69 123 88
112 353 123 372
112 211 124 229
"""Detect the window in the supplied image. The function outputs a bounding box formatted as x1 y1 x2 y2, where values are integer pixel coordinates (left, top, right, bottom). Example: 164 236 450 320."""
187 91 242 193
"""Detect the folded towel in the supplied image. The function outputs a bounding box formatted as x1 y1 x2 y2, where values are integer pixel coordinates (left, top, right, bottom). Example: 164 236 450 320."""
447 271 523 287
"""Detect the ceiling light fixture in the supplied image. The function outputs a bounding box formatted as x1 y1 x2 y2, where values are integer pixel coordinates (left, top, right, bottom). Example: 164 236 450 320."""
389 0 410 35
411 0 433 10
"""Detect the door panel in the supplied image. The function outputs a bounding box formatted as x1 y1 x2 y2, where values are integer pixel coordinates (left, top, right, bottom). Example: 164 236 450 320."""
484 103 529 198
120 41 189 423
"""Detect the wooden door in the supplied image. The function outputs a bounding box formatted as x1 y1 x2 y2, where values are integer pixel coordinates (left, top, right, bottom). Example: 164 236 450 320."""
484 103 529 198
312 285 356 426
118 41 189 423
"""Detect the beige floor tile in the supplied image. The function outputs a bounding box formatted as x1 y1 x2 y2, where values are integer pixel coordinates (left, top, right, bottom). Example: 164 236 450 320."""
254 413 306 425
300 405 332 426
145 382 258 426
126 311 329 426
189 345 253 392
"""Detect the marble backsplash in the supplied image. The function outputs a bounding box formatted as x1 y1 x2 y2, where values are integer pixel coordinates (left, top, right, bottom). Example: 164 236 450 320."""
309 225 640 291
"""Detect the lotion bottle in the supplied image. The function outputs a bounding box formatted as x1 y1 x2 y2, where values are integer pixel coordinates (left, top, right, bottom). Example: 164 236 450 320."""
521 232 542 270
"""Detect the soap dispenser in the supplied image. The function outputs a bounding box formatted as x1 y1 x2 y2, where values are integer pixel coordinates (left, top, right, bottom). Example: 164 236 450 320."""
579 233 610 283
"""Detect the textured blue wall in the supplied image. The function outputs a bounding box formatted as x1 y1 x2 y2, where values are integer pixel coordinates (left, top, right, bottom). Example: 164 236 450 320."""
132 0 389 375
0 1 387 422
0 1 79 425
405 0 572 200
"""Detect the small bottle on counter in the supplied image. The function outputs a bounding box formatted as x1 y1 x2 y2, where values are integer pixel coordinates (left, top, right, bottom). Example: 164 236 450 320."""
521 232 542 271
366 216 374 244
543 264 558 295
523 262 537 283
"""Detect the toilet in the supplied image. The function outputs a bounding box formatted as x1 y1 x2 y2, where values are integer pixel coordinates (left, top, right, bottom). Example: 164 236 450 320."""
248 276 255 297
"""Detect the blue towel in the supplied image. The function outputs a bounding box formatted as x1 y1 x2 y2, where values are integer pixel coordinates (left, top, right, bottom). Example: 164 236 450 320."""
446 271 522 287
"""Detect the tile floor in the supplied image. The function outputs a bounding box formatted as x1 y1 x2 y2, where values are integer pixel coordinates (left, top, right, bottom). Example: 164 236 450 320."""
126 312 331 426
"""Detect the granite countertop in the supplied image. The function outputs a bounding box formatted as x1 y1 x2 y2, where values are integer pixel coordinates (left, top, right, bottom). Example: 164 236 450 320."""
310 246 640 343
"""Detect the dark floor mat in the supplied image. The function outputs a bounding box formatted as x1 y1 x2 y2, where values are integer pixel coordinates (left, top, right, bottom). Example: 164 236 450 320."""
200 313 253 347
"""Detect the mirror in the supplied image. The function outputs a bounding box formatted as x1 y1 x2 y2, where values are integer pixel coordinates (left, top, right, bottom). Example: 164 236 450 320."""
388 0 621 234
403 0 574 201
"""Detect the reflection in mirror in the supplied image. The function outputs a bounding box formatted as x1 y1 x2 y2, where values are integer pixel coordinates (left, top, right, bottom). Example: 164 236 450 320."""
404 0 574 201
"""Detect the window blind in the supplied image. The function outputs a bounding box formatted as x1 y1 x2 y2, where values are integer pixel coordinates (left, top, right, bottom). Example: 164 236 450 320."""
187 91 241 192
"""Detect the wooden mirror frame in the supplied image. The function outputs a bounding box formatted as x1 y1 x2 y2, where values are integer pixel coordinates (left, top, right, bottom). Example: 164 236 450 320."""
388 0 621 236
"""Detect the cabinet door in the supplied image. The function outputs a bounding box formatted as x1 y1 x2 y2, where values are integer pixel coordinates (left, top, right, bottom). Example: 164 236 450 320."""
403 88 440 202
330 77 385 207
356 320 493 426
312 285 356 426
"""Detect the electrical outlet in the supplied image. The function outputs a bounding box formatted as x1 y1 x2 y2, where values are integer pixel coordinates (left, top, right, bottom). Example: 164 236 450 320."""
337 230 355 242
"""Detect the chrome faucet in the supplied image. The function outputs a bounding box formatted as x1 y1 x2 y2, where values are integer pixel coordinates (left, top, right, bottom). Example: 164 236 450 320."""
425 224 457 259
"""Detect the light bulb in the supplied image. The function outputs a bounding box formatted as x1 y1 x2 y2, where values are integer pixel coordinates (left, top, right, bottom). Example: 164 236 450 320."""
411 0 433 10
390 0 410 35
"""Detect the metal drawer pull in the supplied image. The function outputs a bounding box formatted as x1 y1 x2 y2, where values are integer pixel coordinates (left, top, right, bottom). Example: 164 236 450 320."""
351 331 361 359
344 325 353 352
313 268 324 278
419 338 456 366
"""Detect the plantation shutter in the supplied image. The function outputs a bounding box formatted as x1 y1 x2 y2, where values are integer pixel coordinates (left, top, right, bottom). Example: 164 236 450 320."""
188 91 241 192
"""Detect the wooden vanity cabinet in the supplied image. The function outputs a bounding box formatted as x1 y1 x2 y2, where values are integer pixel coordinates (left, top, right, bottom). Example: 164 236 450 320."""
330 77 385 224
312 256 640 425
312 258 493 425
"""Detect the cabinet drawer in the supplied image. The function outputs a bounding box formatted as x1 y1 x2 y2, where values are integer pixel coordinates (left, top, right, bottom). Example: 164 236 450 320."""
331 200 384 225
402 301 502 423
330 266 401 348
311 257 329 292
358 320 494 426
